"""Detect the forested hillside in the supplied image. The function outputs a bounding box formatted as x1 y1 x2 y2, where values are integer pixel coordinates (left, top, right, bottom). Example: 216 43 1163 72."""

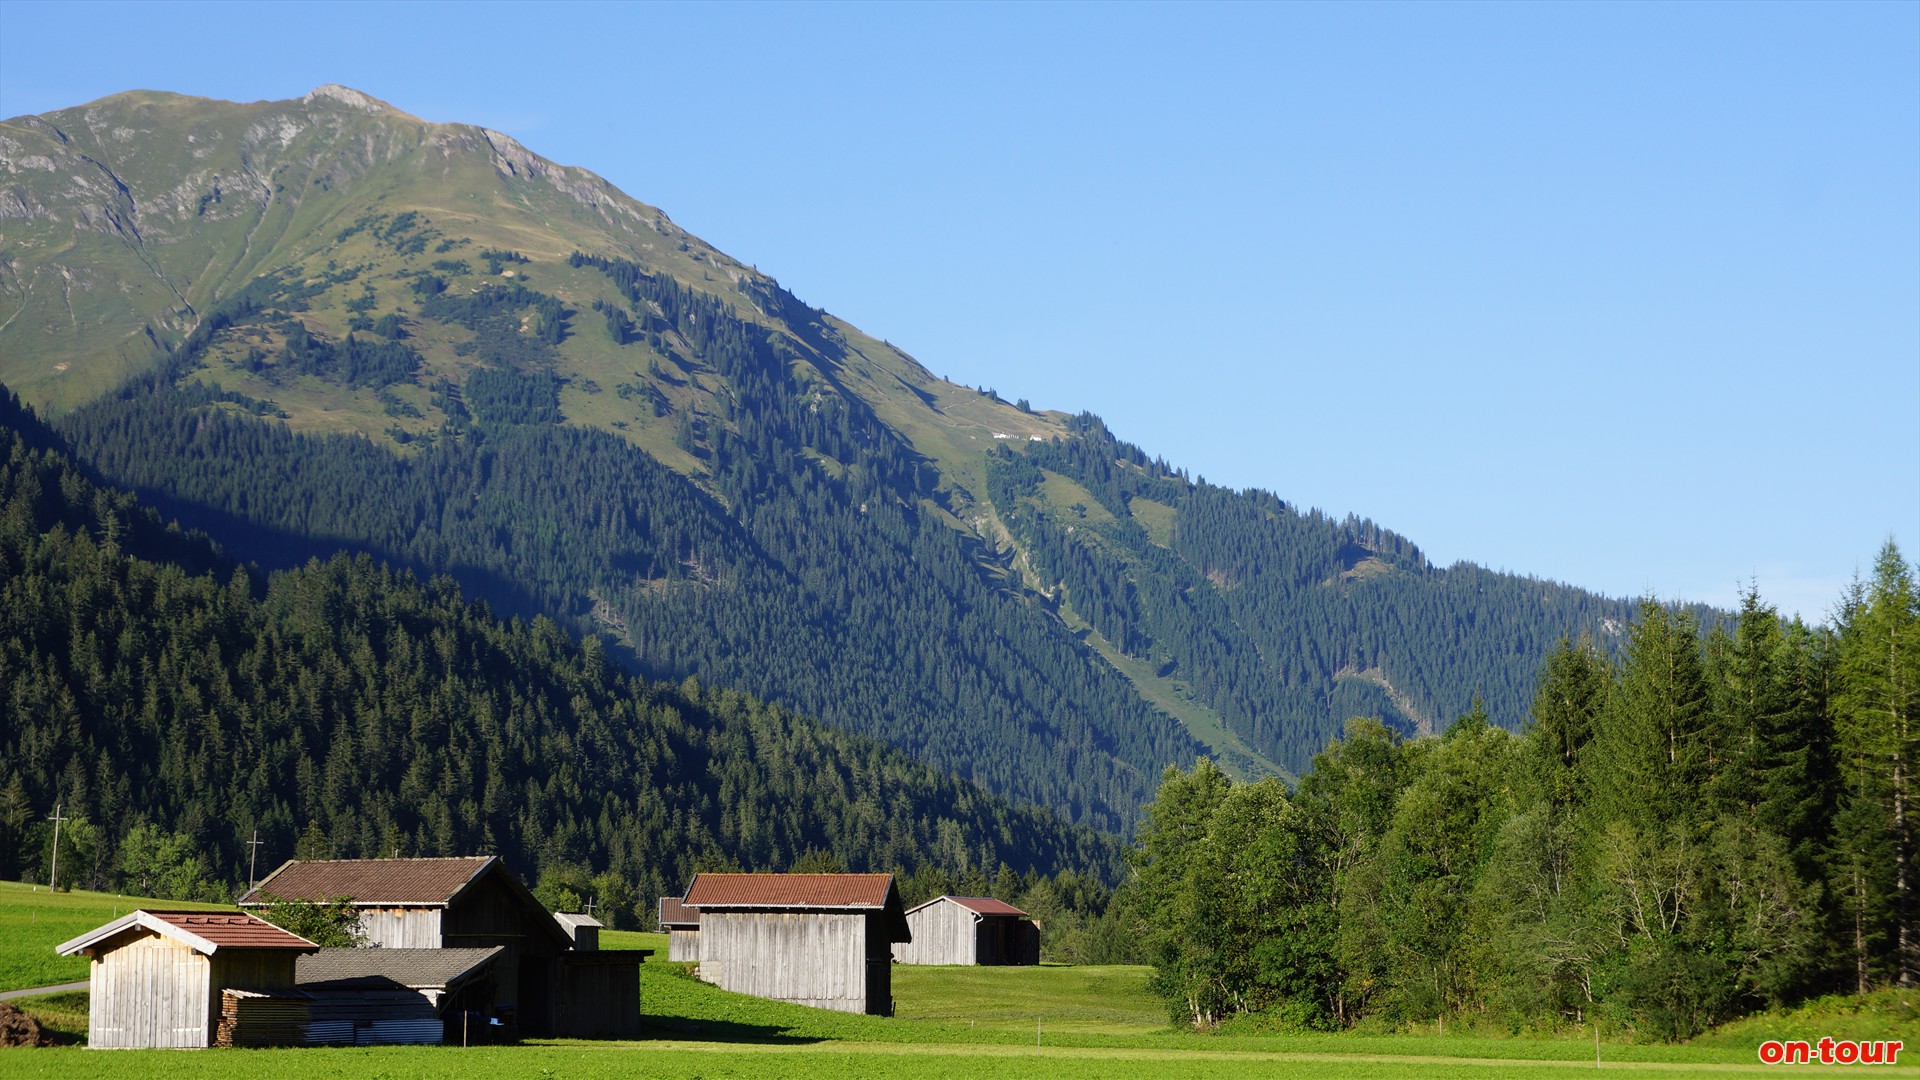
1128 551 1916 1036
0 392 1123 921
7 87 1654 830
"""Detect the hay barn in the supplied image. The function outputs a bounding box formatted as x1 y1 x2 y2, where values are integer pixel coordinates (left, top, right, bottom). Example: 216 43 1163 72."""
683 872 909 1015
893 895 1040 966
657 895 699 961
241 856 644 1037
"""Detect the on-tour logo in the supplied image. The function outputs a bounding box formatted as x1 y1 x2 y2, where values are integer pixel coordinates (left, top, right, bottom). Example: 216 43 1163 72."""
1757 1038 1903 1065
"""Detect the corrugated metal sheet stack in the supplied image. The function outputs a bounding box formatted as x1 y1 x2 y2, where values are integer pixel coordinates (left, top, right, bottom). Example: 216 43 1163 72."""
306 988 444 1045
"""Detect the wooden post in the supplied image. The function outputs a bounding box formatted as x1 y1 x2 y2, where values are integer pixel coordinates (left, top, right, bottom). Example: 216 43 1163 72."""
246 829 264 890
46 802 68 891
1596 1021 1601 1068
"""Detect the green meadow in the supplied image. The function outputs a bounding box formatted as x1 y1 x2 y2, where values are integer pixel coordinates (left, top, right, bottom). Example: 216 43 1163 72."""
0 881 227 991
6 890 1914 1078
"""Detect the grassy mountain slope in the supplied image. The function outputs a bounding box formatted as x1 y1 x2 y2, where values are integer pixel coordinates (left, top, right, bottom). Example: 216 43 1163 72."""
3 87 1645 827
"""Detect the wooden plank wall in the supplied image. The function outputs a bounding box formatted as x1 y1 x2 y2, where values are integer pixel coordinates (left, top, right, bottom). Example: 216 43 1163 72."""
358 908 443 948
89 932 210 1048
555 958 643 1037
894 901 974 965
668 928 699 962
697 912 869 1014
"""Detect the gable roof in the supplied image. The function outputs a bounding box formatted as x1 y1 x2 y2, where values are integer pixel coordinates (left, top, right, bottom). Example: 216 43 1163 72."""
657 895 698 928
296 947 502 991
58 910 318 957
907 895 1031 919
684 872 896 909
684 873 909 941
240 856 495 907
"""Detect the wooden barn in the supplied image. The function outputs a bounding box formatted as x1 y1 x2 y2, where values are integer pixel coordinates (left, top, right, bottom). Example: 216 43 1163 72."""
657 895 699 961
55 910 318 1048
892 896 1041 966
682 872 910 1015
241 856 643 1037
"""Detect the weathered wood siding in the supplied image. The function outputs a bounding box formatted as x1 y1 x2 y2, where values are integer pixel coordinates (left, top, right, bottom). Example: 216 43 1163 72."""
668 928 699 962
88 931 210 1049
697 911 878 1014
894 902 1038 965
554 953 644 1037
894 900 975 965
357 907 443 948
979 915 1040 965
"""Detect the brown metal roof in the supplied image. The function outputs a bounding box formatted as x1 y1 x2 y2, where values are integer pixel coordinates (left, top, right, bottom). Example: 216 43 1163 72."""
657 895 699 928
240 856 494 906
684 873 896 910
58 910 318 955
943 896 1031 918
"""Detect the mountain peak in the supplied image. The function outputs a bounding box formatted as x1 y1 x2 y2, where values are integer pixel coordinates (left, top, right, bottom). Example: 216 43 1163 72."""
302 84 391 114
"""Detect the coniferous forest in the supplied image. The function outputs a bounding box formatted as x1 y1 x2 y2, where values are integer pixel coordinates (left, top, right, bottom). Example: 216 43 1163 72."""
1126 551 1916 1036
0 391 1122 926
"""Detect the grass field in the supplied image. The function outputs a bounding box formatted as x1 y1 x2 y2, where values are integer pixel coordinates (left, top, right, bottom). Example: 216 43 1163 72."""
6 885 1916 1078
0 881 228 991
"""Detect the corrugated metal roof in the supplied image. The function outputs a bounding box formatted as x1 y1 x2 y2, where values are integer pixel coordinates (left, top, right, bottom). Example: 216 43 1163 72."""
943 896 1031 918
657 895 698 927
57 909 318 956
296 947 503 990
241 857 494 906
684 872 896 909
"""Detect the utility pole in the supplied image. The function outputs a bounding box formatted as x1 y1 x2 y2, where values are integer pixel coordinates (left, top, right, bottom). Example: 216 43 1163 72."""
247 829 265 891
583 896 596 919
47 802 69 892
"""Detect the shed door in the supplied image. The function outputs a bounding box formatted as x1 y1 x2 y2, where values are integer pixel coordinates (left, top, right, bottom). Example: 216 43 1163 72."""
167 951 208 1046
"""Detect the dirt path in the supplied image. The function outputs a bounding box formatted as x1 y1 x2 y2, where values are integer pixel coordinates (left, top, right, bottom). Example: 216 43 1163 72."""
0 982 86 1003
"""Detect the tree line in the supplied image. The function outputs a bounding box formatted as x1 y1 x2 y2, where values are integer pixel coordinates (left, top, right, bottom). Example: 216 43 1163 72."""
1125 553 1914 1037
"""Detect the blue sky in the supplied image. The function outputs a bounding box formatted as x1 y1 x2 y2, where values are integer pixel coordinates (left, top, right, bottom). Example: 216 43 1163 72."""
3 0 1915 622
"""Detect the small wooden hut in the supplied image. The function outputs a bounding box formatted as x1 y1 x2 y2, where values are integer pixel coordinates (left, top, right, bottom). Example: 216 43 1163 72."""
553 913 601 952
682 872 910 1015
657 895 699 961
56 910 318 1048
893 896 1040 966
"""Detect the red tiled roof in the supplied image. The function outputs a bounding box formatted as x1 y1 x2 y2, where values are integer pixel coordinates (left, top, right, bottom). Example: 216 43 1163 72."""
658 895 699 927
684 873 896 909
57 910 318 956
240 856 494 906
145 911 319 950
944 896 1030 918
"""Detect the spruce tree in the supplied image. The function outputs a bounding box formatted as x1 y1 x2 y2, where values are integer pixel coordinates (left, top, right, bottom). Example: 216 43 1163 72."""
1834 541 1919 987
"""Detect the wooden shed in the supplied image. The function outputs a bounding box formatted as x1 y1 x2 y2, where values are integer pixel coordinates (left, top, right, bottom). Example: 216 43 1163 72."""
682 872 910 1016
658 895 699 961
55 910 318 1048
242 856 581 1036
893 896 1041 966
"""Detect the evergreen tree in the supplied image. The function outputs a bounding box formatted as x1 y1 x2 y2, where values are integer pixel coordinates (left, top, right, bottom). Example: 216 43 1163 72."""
1833 542 1920 987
